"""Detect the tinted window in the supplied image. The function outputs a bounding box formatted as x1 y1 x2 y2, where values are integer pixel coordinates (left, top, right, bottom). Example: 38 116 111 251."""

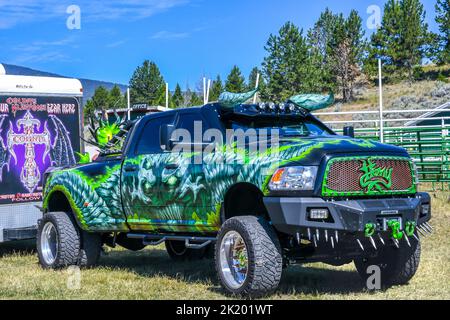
175 111 209 134
224 117 334 137
135 115 174 154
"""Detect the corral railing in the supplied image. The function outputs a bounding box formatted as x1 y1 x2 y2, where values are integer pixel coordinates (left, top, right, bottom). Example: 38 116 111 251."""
313 102 450 190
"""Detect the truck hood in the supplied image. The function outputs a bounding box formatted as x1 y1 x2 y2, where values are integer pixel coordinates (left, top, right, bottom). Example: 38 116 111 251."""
272 135 410 166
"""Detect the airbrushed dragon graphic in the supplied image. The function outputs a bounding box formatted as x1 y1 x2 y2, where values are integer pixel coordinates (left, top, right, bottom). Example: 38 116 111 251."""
0 111 76 193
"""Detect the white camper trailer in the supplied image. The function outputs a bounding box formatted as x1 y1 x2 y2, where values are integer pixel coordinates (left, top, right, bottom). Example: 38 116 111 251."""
0 66 83 242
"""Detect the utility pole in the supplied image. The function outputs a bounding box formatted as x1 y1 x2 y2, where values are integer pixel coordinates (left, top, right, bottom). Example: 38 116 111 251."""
206 79 211 104
203 77 207 105
127 87 131 121
253 73 260 104
166 82 169 109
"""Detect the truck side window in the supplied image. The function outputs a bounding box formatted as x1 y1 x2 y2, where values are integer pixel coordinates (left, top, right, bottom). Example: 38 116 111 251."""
175 111 210 134
135 115 174 154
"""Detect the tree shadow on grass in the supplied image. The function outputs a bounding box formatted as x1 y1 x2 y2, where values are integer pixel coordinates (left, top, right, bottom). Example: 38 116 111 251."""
0 240 36 258
98 248 368 297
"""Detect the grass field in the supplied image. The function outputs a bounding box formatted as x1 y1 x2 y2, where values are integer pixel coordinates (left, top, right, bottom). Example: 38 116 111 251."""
0 191 449 300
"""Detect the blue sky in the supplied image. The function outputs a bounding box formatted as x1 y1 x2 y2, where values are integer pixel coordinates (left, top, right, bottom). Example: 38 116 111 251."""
0 0 440 89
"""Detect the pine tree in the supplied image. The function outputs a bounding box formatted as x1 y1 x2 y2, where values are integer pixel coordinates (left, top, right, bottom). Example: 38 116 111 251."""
83 86 109 121
335 10 365 101
83 100 95 121
189 91 203 106
435 0 450 65
246 67 265 102
247 67 260 90
262 22 311 101
210 75 224 101
332 39 361 101
367 0 432 82
307 8 345 90
345 10 366 68
108 85 125 109
225 66 245 93
307 9 365 101
91 86 109 110
129 60 166 105
172 83 184 108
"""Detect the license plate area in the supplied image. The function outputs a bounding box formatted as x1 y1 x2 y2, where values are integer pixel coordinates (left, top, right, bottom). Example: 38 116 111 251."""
377 216 402 231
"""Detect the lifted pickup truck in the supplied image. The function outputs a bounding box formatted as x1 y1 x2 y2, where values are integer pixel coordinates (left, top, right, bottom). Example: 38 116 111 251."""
37 94 432 297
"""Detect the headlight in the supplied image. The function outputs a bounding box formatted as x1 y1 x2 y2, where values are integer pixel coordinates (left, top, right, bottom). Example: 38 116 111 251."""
268 166 318 191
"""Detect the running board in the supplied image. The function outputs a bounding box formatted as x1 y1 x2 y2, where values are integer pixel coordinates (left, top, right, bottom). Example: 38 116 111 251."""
127 234 217 250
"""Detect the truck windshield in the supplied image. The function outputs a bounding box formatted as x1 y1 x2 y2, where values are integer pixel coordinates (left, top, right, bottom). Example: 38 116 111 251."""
225 118 334 137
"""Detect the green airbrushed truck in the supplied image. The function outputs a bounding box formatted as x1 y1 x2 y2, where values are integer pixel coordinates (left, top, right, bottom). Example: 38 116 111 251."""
37 91 432 297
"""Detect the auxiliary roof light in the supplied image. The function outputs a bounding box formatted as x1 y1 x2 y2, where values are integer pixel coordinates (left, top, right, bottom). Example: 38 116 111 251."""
268 102 276 112
280 103 289 112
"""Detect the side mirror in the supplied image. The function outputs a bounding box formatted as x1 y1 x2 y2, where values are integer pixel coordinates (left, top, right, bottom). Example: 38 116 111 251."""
160 124 175 150
343 126 355 138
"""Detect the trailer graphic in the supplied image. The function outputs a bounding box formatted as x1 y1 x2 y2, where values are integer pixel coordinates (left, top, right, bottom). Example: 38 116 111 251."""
0 74 82 242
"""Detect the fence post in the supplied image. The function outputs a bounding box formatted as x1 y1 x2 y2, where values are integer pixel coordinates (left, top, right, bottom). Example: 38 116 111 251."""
378 59 384 143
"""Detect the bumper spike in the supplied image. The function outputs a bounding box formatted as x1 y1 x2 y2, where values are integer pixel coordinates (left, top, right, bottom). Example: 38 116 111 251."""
296 232 301 245
313 234 317 248
424 222 433 232
403 232 411 247
335 230 339 243
330 236 335 249
307 228 311 241
421 225 432 235
369 236 377 250
393 238 400 248
417 227 426 237
356 239 364 251
378 233 385 245
316 229 320 242
422 223 433 234
325 230 328 242
412 232 420 241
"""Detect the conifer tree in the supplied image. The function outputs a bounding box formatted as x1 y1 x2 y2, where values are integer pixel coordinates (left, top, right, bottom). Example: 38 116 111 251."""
225 66 245 93
172 83 184 108
129 60 166 105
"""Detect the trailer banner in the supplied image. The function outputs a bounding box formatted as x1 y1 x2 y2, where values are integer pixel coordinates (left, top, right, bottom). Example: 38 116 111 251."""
0 95 80 204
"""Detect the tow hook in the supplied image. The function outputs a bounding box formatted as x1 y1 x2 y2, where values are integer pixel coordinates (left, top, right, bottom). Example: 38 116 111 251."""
364 223 377 250
388 220 403 240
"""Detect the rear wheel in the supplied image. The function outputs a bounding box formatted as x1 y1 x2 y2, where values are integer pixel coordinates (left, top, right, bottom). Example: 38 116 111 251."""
37 212 80 269
215 216 283 297
165 240 207 261
354 236 421 287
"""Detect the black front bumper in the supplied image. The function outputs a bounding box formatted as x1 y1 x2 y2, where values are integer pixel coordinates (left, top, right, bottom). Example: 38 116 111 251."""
263 192 431 235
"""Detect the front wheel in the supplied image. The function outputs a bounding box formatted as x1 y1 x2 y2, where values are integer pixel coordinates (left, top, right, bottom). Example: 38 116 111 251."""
354 236 421 287
37 212 80 269
215 216 283 298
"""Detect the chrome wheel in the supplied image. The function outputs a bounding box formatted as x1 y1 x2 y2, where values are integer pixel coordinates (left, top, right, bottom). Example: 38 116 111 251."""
219 231 248 289
41 222 58 265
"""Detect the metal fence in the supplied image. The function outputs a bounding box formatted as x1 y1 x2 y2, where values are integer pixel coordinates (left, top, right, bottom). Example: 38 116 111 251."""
313 102 450 191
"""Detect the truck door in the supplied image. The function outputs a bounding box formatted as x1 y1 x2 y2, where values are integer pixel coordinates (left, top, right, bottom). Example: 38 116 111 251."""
121 113 176 230
121 110 215 233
